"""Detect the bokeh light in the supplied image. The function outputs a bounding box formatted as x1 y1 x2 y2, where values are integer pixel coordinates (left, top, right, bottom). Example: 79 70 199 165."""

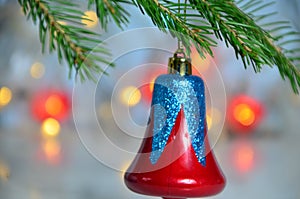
30 89 71 122
206 115 212 130
30 62 45 79
227 95 265 134
42 139 62 165
45 95 64 117
0 162 10 181
234 104 256 126
81 11 98 28
0 87 12 107
231 140 257 174
149 77 156 92
120 86 141 106
41 118 61 137
206 108 222 131
192 54 211 73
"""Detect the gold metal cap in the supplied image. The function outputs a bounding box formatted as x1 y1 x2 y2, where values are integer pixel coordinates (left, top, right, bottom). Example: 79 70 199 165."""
168 50 192 76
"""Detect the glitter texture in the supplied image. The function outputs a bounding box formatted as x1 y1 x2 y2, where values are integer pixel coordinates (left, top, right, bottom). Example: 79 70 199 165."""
150 74 206 166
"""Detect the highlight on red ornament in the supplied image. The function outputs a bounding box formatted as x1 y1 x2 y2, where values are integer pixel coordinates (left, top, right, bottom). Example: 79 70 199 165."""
30 89 71 122
227 95 265 134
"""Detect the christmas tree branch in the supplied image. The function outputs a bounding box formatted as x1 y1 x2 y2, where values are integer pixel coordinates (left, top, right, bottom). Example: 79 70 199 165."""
88 0 133 30
134 0 217 56
18 0 300 93
134 0 300 93
18 0 112 81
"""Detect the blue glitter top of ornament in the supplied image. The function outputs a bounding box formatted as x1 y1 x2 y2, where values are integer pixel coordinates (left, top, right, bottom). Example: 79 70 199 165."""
150 74 206 166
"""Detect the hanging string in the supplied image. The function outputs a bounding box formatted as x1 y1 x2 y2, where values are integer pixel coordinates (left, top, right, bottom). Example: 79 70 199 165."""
177 0 187 53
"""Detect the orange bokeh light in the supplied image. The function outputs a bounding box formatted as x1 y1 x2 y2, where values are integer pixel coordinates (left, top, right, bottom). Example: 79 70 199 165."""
231 140 258 174
227 95 264 133
233 103 256 126
42 139 62 165
31 89 70 122
45 95 64 116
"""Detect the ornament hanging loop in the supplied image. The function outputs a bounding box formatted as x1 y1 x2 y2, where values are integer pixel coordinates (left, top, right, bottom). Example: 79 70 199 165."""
168 0 191 76
168 51 192 76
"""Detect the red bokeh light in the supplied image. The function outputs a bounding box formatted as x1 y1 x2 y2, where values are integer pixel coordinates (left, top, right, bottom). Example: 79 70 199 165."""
140 69 166 104
30 89 71 122
227 95 265 134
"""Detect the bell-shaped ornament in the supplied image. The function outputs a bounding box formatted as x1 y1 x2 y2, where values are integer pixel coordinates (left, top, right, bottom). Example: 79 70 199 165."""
124 52 225 199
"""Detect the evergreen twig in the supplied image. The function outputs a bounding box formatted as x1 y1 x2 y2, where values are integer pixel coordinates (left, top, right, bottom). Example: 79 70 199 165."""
18 0 300 93
18 0 112 81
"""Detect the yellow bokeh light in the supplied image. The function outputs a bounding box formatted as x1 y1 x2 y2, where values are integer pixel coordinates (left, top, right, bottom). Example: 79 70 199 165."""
120 86 142 107
0 87 12 107
45 95 63 116
206 108 222 130
81 11 98 28
30 62 45 79
120 161 131 178
206 115 212 130
192 53 210 72
41 118 61 137
42 139 61 164
0 162 10 181
234 104 255 126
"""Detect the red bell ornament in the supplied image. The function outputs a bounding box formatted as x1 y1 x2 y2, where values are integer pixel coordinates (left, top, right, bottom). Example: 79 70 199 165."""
124 52 225 199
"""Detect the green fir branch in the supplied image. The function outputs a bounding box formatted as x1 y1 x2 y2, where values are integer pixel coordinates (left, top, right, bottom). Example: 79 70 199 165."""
18 0 300 94
133 0 300 93
88 0 133 30
18 0 112 81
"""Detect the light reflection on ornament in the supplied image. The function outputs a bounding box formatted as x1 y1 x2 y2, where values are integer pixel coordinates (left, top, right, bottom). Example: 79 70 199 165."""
42 139 61 165
81 11 98 28
120 86 141 107
41 118 61 137
0 87 12 107
30 62 45 79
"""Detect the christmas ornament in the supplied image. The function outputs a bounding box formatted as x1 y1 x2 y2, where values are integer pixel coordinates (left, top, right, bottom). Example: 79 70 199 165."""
30 89 71 122
227 95 265 134
124 49 225 199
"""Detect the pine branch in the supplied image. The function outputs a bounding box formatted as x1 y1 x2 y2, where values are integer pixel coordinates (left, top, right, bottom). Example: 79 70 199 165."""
133 0 300 93
188 0 300 93
18 0 112 81
88 0 133 30
134 0 218 56
18 0 300 94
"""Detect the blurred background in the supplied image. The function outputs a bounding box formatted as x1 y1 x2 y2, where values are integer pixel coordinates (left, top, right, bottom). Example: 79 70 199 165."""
1 0 300 198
